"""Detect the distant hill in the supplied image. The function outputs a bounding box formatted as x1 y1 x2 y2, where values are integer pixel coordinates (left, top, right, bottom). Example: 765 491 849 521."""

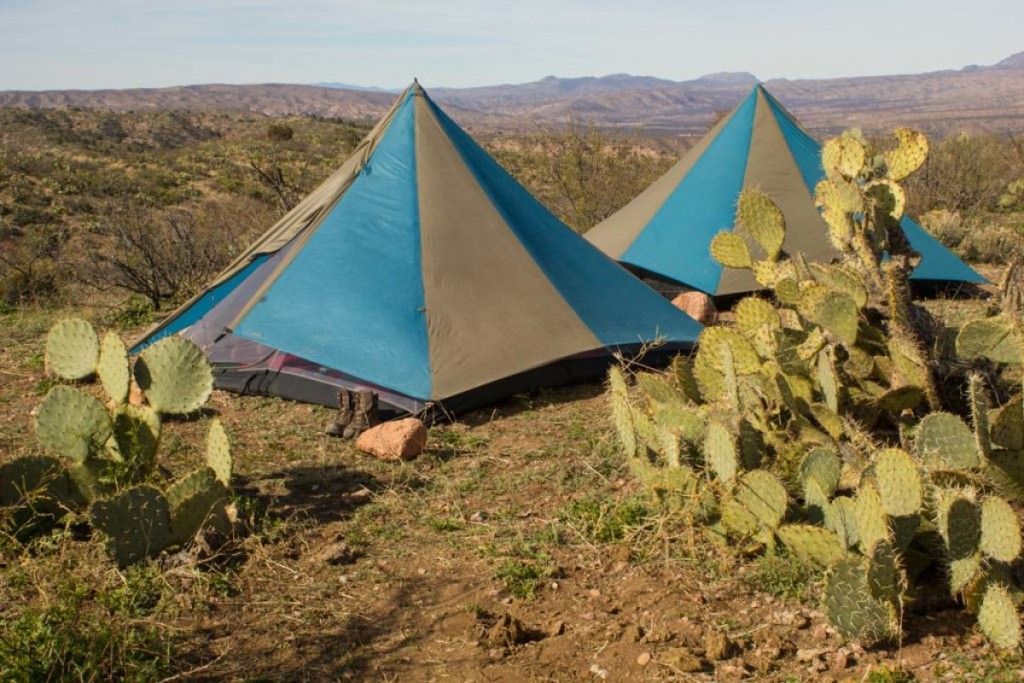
3 53 1024 137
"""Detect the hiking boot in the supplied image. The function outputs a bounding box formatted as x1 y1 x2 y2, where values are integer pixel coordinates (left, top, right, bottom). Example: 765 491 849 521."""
343 389 379 439
325 388 355 436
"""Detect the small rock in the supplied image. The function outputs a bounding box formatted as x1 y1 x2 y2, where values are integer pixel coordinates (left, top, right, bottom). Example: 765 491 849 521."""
671 290 718 325
588 588 601 598
636 652 652 666
486 613 529 649
811 623 829 641
316 542 359 566
662 647 704 673
621 624 644 643
470 511 486 523
355 418 427 461
704 629 735 661
796 648 827 663
832 650 849 670
588 663 609 679
548 620 565 637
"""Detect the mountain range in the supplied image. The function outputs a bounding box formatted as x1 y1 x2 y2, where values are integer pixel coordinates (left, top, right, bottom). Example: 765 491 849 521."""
2 52 1024 137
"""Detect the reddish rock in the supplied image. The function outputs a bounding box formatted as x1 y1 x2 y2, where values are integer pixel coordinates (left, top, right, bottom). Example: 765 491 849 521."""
671 291 717 325
356 418 427 461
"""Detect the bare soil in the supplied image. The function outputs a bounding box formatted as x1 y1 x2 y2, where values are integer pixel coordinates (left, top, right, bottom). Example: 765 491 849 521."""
2 303 1023 682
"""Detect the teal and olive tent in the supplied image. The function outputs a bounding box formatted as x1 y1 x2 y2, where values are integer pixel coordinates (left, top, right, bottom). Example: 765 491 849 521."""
132 82 702 415
585 84 986 296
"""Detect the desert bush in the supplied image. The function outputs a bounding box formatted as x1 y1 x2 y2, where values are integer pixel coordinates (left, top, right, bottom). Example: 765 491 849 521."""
0 222 68 307
487 119 677 232
905 133 1023 214
609 128 1024 649
267 123 295 141
77 197 272 310
918 209 1023 264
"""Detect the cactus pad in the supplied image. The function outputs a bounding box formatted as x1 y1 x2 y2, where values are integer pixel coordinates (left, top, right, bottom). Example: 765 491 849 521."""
705 421 739 485
97 332 130 404
810 263 869 309
936 491 983 593
823 556 898 643
206 419 232 486
777 524 843 568
167 467 230 546
45 318 99 381
636 373 685 407
866 539 901 603
875 448 922 517
35 386 113 463
735 189 785 260
697 327 761 376
884 128 929 182
817 349 840 413
135 336 214 414
916 412 980 469
734 297 780 336
735 470 788 531
109 405 161 473
813 291 860 347
815 178 863 215
608 367 637 456
855 483 890 553
670 356 702 404
827 496 860 550
980 496 1021 563
822 136 866 179
956 319 1021 364
89 485 172 568
866 179 907 220
801 447 842 499
710 232 752 270
977 583 1022 650
991 398 1024 451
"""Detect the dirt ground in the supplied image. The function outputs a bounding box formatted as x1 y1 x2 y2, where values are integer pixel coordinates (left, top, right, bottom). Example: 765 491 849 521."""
2 301 1023 682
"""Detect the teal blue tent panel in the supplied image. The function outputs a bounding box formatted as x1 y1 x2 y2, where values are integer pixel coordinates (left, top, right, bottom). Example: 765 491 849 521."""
130 255 269 354
763 91 986 285
901 217 988 283
233 91 433 399
620 90 759 294
424 98 702 347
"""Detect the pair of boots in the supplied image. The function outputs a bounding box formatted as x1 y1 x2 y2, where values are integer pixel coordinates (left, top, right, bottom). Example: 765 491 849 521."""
326 388 380 439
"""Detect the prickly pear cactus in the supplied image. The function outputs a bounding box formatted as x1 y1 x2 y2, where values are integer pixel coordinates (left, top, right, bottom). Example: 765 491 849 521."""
206 419 232 487
97 332 130 403
606 124 1024 649
89 485 172 568
167 467 229 546
35 386 113 463
45 318 99 381
134 336 214 415
0 318 237 567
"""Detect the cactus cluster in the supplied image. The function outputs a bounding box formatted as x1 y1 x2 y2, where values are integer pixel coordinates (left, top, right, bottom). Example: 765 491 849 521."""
608 127 1024 649
0 319 232 567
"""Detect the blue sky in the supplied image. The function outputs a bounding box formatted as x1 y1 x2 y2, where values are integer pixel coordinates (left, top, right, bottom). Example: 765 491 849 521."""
1 0 1022 90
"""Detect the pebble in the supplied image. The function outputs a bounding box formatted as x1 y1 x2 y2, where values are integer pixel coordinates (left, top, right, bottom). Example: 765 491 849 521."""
636 652 652 666
588 663 609 679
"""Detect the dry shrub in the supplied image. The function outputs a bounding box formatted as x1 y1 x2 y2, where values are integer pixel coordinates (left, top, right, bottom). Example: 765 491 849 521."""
77 196 275 310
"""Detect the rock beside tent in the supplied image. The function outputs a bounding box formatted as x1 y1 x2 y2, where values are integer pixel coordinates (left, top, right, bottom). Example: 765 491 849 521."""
356 418 427 461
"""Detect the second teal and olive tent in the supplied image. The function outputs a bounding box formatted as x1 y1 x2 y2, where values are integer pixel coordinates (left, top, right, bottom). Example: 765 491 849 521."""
132 82 702 415
585 85 987 296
